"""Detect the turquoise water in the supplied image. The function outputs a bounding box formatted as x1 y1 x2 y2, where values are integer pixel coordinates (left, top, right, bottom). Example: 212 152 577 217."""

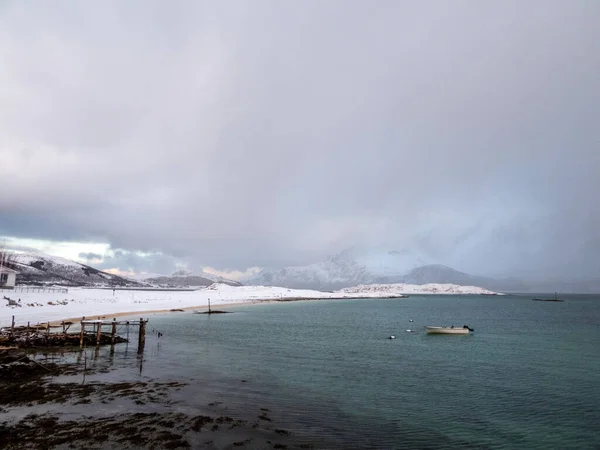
89 295 600 449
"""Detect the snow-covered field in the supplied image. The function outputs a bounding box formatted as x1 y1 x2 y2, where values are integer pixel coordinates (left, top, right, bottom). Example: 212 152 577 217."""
0 283 500 327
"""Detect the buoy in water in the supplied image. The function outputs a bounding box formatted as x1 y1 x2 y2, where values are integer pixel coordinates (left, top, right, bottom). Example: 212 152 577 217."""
406 329 412 332
409 319 414 322
389 335 396 339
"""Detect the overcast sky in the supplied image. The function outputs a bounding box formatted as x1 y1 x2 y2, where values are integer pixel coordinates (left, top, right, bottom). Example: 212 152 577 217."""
1 1 599 279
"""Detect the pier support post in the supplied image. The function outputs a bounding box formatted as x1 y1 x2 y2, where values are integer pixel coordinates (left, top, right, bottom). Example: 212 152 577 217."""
96 321 102 346
46 322 50 339
111 318 117 345
137 318 146 354
10 315 14 338
79 317 85 348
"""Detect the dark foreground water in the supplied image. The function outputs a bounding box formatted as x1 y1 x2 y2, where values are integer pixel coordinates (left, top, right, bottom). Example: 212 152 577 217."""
48 295 600 449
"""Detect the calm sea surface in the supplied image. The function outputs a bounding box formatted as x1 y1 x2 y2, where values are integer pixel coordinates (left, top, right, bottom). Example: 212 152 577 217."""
62 294 600 449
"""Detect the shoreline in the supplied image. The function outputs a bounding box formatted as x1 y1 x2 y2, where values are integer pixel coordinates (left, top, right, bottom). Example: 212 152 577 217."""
0 293 339 449
46 295 410 327
1 280 502 330
48 300 278 326
3 288 501 329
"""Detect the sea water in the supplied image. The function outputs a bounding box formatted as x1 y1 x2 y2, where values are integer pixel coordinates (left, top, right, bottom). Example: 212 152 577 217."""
63 295 600 449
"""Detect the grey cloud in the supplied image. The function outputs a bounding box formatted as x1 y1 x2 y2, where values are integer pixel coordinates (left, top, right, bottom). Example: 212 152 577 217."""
4 243 43 254
78 252 102 261
95 250 181 276
0 0 599 278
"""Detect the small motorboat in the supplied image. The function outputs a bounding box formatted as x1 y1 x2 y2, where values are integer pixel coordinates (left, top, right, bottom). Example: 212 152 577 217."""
425 325 474 335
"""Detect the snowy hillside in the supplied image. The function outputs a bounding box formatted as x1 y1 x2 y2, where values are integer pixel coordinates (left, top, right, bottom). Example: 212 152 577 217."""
247 248 527 292
342 246 431 277
247 248 441 290
249 253 373 290
4 252 146 287
376 264 482 285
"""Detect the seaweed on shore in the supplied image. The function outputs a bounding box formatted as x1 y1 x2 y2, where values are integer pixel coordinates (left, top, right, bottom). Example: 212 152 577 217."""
0 410 305 450
0 406 306 449
0 348 314 449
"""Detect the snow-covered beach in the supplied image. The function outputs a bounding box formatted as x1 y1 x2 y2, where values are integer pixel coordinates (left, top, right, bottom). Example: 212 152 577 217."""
0 283 500 327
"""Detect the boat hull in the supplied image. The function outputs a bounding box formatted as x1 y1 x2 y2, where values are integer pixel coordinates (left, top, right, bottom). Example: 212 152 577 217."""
425 326 470 335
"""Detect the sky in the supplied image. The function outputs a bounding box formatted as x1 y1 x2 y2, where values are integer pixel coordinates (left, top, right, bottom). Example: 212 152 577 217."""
1 1 599 280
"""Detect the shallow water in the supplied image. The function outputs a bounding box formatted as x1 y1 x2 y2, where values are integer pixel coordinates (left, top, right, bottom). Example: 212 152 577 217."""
36 294 600 449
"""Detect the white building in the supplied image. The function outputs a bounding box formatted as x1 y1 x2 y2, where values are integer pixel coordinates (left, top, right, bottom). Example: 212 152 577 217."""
0 266 17 288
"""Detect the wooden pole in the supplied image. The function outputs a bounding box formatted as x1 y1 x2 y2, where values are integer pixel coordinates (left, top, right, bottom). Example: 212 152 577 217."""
62 321 66 334
10 315 14 337
46 322 50 338
79 317 85 348
111 318 117 345
137 318 146 354
96 321 102 346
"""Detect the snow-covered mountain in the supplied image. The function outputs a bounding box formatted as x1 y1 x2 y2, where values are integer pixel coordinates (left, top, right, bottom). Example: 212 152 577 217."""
246 250 530 292
144 269 242 287
247 248 431 290
248 253 373 291
345 246 431 278
3 252 147 287
375 264 529 292
6 249 596 293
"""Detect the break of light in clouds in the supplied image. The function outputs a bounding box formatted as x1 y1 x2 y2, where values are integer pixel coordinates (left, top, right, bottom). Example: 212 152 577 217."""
1 236 110 263
0 0 599 279
1 235 183 276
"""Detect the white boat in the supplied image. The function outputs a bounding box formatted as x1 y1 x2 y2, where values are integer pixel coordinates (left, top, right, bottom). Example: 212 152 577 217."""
425 325 474 335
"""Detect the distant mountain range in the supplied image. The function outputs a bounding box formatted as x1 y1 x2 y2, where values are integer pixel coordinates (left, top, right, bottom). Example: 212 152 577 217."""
246 251 600 293
3 250 598 293
1 253 242 288
2 252 146 287
377 264 529 292
247 259 526 292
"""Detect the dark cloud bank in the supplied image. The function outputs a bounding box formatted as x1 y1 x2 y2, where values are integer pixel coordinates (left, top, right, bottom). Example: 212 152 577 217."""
1 1 599 280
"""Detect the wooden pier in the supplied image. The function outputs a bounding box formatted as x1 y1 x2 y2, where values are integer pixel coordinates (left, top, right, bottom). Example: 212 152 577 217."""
1 315 149 353
80 317 148 353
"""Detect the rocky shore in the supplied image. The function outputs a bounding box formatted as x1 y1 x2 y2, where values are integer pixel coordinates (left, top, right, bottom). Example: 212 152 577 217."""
0 349 317 449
